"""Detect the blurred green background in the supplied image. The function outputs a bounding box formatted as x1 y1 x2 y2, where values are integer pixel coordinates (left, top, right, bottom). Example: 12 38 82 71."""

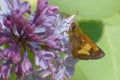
30 0 120 80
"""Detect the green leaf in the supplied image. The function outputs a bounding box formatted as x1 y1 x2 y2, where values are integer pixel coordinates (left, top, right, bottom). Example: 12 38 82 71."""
49 1 120 80
70 13 120 80
49 0 120 19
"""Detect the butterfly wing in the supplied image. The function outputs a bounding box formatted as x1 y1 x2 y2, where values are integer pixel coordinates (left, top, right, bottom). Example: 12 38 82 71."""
69 22 105 60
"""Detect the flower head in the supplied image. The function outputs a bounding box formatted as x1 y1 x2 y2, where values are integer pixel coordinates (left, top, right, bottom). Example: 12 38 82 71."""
0 0 78 80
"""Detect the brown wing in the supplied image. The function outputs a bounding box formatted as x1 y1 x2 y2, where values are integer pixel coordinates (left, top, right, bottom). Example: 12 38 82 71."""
68 22 105 60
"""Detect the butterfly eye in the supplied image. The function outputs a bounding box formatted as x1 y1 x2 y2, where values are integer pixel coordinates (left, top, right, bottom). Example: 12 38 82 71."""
72 26 76 31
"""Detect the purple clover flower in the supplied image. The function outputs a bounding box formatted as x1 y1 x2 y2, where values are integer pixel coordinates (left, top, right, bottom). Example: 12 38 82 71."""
0 0 78 80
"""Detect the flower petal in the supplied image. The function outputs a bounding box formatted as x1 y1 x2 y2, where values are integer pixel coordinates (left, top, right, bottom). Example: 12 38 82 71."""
13 0 20 10
55 67 65 80
64 57 79 77
35 56 48 69
12 51 21 63
21 58 33 75
43 51 55 60
0 0 11 14
21 2 31 13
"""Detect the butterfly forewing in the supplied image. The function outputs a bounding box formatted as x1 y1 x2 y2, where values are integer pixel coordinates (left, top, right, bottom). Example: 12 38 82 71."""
68 22 105 60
